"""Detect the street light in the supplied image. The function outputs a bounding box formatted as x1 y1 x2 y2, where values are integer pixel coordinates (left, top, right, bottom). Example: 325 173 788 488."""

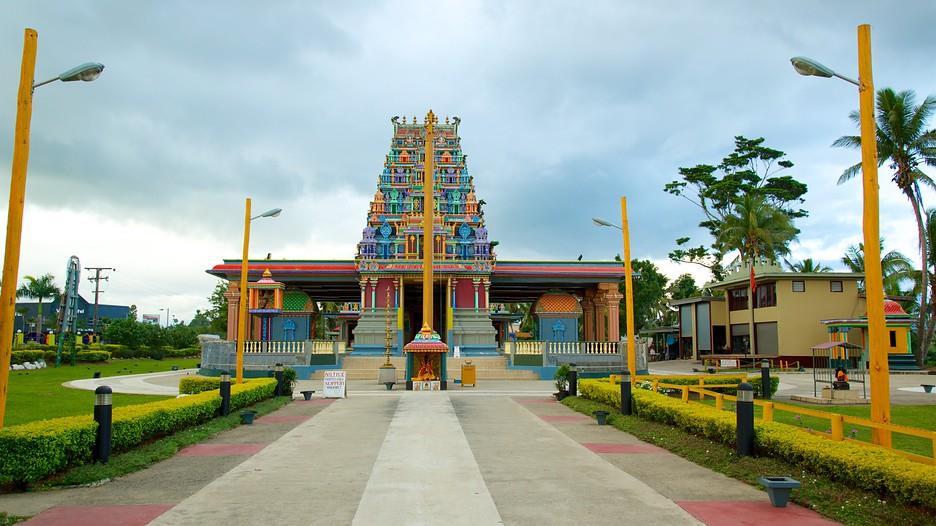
235 200 282 384
592 197 637 377
0 29 104 428
160 307 171 328
791 24 891 446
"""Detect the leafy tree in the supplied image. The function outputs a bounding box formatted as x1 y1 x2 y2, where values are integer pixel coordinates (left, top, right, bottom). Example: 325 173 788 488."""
664 136 807 280
834 88 936 366
616 258 669 333
166 324 197 349
841 240 914 297
188 309 212 331
104 318 147 349
667 274 701 301
784 258 832 273
16 274 60 336
316 301 341 338
206 280 229 336
127 304 138 321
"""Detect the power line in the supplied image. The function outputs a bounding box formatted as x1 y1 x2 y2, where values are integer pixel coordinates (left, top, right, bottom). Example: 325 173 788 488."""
86 266 116 332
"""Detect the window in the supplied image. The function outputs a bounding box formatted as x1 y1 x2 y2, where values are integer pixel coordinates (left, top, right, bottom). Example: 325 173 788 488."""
728 288 748 311
830 280 843 292
889 330 897 347
754 282 777 308
792 280 805 293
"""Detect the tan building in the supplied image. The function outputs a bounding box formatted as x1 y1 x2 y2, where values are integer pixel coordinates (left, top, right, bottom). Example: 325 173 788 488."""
676 264 866 361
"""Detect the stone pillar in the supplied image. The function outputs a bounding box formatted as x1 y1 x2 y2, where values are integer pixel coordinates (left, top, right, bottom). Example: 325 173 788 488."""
605 288 623 343
595 290 607 342
582 290 595 341
359 279 367 310
370 277 377 312
473 278 480 311
483 279 490 309
225 283 239 341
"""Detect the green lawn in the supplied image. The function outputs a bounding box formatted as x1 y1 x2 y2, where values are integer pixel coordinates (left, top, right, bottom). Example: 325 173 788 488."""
695 395 936 458
4 358 199 426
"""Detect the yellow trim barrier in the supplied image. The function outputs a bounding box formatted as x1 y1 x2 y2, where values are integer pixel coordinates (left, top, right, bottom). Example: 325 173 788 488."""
648 381 936 466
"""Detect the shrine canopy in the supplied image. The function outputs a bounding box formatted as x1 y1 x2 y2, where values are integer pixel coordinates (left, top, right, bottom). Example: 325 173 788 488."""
207 259 625 303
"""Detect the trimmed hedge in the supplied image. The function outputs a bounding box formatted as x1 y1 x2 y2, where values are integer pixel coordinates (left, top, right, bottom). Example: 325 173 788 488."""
75 351 110 362
10 350 45 365
0 378 276 485
179 376 221 395
12 349 113 364
578 379 936 509
110 346 199 360
629 374 779 398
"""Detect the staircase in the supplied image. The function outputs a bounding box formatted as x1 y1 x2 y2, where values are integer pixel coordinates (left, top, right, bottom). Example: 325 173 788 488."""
311 355 539 381
888 353 925 373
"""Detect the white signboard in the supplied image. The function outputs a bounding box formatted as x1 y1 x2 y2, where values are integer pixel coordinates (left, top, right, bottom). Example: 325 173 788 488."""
453 346 461 359
323 370 347 398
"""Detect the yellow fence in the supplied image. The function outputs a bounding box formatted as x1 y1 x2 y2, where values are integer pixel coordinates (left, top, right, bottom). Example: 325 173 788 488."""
650 381 936 466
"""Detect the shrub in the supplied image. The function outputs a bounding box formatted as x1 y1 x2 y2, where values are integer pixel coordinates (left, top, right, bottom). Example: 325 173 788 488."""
554 364 570 392
282 367 297 395
628 374 779 397
179 376 221 395
164 347 199 358
0 378 276 485
10 350 45 365
74 351 110 362
577 379 936 509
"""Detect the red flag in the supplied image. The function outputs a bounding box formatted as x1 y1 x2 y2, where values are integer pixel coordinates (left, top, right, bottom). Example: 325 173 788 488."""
750 266 757 294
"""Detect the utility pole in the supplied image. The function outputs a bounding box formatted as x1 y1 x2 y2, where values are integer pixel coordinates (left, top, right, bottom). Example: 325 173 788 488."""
86 267 115 333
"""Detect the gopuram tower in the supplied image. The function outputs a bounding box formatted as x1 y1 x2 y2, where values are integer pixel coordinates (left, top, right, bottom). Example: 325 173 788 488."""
352 112 497 383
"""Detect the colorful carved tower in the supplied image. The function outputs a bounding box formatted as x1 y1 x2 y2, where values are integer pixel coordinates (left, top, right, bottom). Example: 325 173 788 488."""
351 113 497 359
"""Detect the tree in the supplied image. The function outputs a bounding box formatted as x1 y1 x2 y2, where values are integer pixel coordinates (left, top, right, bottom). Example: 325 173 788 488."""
188 309 212 331
664 136 807 280
784 258 832 273
206 280 229 336
617 258 668 333
667 274 701 301
127 304 138 321
834 88 936 366
840 240 915 297
717 194 798 354
16 274 60 337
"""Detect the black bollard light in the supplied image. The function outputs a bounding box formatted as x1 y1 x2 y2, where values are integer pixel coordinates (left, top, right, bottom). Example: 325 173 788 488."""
93 385 113 464
620 370 632 416
274 363 284 397
568 364 578 397
736 382 754 457
220 372 231 416
760 359 771 400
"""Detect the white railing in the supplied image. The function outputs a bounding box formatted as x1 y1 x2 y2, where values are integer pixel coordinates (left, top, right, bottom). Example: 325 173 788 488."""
310 340 348 354
551 341 621 354
244 340 305 354
508 341 545 355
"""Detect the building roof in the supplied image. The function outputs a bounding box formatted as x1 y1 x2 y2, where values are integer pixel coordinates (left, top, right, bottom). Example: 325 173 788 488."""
710 270 863 290
533 292 582 315
669 295 724 307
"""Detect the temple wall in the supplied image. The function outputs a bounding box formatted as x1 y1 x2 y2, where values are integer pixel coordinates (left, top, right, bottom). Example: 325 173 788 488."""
449 308 497 355
351 307 400 355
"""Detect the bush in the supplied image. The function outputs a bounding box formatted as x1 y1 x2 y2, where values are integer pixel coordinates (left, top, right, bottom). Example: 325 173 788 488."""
629 374 779 397
74 351 110 362
10 350 45 365
164 347 199 358
0 378 276 485
577 379 936 509
179 376 221 395
282 367 297 395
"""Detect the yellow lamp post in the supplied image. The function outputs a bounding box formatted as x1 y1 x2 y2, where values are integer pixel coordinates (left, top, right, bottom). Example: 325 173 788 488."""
0 28 104 428
792 24 891 446
234 201 281 384
592 197 636 378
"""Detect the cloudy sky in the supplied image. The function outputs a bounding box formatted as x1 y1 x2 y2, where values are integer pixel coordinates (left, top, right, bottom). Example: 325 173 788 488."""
1 1 935 323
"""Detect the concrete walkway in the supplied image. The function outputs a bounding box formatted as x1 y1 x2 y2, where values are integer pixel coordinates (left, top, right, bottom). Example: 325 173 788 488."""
64 369 196 396
3 389 838 525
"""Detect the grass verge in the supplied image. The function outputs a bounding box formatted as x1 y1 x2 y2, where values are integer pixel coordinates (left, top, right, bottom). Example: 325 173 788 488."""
0 513 27 525
562 396 936 526
6 358 199 426
34 395 292 489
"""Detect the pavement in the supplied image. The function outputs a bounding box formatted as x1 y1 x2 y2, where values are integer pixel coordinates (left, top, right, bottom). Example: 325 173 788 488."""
2 384 838 526
64 369 200 396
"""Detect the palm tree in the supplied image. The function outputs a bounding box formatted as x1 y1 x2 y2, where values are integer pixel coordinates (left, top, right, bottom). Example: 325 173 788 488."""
784 258 832 273
834 88 936 365
717 194 799 354
840 240 915 297
16 274 60 340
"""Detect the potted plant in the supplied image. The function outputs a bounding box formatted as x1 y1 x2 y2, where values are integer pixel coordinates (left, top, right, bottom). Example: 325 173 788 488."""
593 410 609 425
554 364 571 400
384 381 395 391
922 384 935 393
300 390 315 400
757 476 801 507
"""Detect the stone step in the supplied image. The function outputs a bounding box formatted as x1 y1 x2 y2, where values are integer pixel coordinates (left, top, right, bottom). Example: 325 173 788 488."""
311 355 539 381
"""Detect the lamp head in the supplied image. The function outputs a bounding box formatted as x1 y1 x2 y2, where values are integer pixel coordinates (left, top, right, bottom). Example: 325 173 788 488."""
790 57 834 78
592 217 613 227
59 62 105 82
261 208 282 218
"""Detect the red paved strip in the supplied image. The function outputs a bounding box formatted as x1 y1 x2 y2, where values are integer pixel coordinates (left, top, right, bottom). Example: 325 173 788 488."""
294 398 336 405
678 500 838 525
583 443 664 454
23 504 173 526
255 414 311 424
178 443 267 457
539 415 590 422
513 397 556 404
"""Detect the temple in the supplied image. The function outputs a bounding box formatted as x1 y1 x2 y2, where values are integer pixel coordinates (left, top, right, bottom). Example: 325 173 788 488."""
206 113 626 379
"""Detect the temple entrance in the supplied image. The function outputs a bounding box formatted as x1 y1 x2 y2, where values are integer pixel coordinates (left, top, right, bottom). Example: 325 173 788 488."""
402 279 447 344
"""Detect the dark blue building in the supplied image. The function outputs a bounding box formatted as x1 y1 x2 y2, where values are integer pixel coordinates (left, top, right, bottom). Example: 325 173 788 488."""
15 294 130 334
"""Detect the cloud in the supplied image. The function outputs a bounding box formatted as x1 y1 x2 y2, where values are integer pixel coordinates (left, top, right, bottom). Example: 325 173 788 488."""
1 1 935 320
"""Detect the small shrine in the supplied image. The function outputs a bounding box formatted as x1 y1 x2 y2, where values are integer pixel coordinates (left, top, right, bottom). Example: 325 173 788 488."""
248 269 284 342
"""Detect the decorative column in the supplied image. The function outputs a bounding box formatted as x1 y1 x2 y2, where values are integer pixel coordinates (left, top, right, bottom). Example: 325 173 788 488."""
483 278 490 310
370 277 377 312
473 278 480 311
595 290 607 342
606 288 623 342
359 279 367 310
582 291 595 341
225 284 239 341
